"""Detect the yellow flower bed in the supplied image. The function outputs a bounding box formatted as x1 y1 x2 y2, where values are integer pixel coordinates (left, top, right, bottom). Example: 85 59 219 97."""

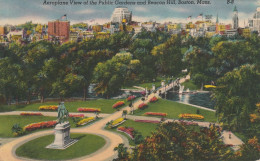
111 118 124 126
39 105 58 111
178 113 204 120
204 85 216 88
77 117 95 126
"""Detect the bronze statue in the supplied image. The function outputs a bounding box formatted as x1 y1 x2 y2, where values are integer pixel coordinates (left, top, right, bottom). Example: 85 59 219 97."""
57 102 69 124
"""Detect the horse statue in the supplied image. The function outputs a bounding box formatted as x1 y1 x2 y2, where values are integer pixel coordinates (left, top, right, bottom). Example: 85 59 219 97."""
57 102 69 124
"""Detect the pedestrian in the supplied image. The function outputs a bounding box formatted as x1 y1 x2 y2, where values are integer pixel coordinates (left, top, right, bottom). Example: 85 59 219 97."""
229 131 232 139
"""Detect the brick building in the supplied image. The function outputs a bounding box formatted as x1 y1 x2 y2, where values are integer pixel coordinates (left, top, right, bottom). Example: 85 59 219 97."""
48 20 70 43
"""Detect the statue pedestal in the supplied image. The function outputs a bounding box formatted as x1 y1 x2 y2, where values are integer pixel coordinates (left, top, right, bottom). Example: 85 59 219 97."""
46 122 78 149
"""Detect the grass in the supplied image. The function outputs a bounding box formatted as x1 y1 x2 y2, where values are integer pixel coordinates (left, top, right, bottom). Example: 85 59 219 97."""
16 133 106 160
0 99 126 113
181 80 200 90
134 99 217 123
0 115 101 138
106 119 158 146
0 115 56 138
181 47 188 54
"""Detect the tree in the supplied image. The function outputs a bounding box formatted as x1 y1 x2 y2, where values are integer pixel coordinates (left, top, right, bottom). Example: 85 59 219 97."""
213 65 260 131
114 122 234 161
151 35 183 76
113 143 129 161
93 55 132 97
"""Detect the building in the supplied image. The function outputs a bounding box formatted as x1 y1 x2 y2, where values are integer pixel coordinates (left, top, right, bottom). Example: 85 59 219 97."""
69 32 79 42
232 6 239 29
0 26 4 35
48 20 70 43
250 7 260 33
111 7 132 24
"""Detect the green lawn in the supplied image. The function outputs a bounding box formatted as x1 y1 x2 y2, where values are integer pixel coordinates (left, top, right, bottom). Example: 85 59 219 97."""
16 133 106 160
106 119 158 146
0 99 126 113
0 115 101 138
134 99 217 123
181 80 200 90
0 115 56 137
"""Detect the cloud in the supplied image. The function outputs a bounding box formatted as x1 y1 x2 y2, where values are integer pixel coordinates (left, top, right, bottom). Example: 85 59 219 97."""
0 16 49 25
172 7 189 13
75 9 97 14
71 18 110 25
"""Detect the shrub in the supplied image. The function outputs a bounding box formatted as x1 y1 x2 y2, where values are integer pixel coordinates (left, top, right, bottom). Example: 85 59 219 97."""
12 124 23 136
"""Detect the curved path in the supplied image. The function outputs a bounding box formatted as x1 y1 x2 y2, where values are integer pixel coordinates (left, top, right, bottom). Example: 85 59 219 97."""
0 92 156 161
0 75 243 160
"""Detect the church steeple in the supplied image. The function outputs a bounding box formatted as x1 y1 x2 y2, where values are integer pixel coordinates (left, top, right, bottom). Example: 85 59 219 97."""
234 5 238 12
232 6 239 29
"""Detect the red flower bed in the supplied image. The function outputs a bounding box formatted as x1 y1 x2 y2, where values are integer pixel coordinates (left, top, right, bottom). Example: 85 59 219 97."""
77 108 101 112
112 101 125 109
149 96 158 103
127 95 136 101
145 112 167 117
20 112 43 116
138 103 148 110
69 114 84 118
117 126 135 139
24 121 57 131
141 91 146 96
135 119 160 124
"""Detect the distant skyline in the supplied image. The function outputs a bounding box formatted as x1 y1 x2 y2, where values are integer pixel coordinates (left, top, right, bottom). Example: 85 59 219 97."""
0 0 259 26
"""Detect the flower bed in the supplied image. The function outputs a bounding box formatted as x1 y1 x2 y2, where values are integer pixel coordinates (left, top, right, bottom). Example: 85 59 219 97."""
77 108 101 113
112 101 125 109
138 103 148 110
111 118 125 127
127 95 136 101
145 112 167 117
69 114 84 118
178 113 204 120
149 96 158 103
77 117 95 126
24 121 57 131
117 126 134 139
20 112 43 116
39 105 58 111
135 119 160 124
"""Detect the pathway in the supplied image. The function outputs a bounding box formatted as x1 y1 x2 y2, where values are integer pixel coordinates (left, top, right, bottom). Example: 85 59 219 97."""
0 75 244 160
0 111 110 118
127 115 243 150
0 92 156 161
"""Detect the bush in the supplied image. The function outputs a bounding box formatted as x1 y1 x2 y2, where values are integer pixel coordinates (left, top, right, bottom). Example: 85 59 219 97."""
11 124 23 136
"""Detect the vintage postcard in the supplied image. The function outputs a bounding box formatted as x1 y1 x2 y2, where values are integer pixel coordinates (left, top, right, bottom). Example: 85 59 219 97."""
0 0 260 160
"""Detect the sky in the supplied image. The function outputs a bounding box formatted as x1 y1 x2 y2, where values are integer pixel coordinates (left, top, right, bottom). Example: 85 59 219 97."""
0 0 259 26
